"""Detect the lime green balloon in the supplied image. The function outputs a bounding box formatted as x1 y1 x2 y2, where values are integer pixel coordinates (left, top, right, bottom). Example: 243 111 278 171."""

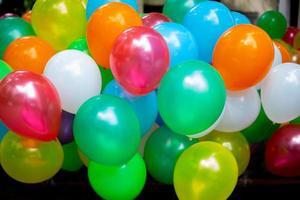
174 141 238 200
32 0 86 50
158 60 226 136
201 131 250 176
0 60 13 80
290 116 300 124
88 153 146 200
241 107 280 144
163 0 207 23
68 37 90 55
62 141 83 172
144 126 197 184
0 131 63 184
99 66 114 89
257 10 287 39
0 17 35 58
74 94 141 165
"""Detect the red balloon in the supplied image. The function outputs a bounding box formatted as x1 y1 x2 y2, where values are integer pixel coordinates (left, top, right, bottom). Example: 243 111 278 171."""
142 12 171 28
110 26 169 95
265 124 300 177
282 26 299 46
0 71 61 141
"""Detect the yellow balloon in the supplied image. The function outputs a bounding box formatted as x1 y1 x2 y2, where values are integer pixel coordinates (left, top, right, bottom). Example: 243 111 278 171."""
0 131 63 184
201 130 250 176
32 0 86 50
174 141 238 200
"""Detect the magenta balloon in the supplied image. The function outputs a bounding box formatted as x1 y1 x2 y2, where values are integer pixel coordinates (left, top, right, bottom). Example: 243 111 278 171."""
110 26 169 95
0 71 61 141
0 13 19 19
142 12 171 28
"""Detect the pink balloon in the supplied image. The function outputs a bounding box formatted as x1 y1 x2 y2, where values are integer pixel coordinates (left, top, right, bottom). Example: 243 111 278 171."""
0 71 61 141
0 13 19 19
142 12 171 28
110 26 169 95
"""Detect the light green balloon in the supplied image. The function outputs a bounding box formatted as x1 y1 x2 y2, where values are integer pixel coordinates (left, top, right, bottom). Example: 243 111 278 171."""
62 141 83 172
0 60 13 80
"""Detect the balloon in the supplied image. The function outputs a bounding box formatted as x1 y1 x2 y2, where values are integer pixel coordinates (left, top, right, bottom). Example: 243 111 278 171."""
44 50 101 114
103 80 157 136
290 49 300 64
261 63 300 123
0 71 61 141
110 26 169 95
0 17 35 58
163 0 207 23
0 60 12 80
22 10 32 23
274 40 291 63
78 148 89 167
174 141 238 200
138 123 158 156
212 24 274 90
201 131 250 176
87 2 142 68
62 141 83 172
142 12 171 28
153 22 199 68
291 117 300 125
74 94 141 165
58 111 74 144
0 120 9 141
0 13 19 19
86 0 139 19
88 153 146 200
0 131 63 184
183 1 234 63
156 112 164 126
31 0 86 50
3 36 55 74
282 26 299 46
265 124 300 177
294 32 300 50
144 126 197 184
231 11 251 25
216 88 261 132
99 67 114 89
158 60 226 136
68 37 90 55
257 10 287 39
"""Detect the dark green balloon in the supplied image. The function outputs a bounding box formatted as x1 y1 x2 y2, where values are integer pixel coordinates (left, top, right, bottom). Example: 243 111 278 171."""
68 37 90 55
88 153 146 200
241 107 280 144
144 126 197 184
257 10 287 39
62 142 83 172
0 60 12 80
74 94 141 165
290 117 300 124
0 17 35 58
163 0 207 23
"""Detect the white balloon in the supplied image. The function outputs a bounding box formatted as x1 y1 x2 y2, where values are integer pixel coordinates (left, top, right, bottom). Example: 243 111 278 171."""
44 50 101 114
215 88 261 132
261 63 300 123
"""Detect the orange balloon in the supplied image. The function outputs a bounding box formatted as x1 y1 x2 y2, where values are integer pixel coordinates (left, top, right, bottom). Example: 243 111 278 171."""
3 36 56 74
274 41 291 63
212 24 274 91
22 11 32 23
86 2 142 69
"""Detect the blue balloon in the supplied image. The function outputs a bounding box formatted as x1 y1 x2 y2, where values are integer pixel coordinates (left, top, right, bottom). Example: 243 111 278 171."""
183 1 234 63
231 11 251 25
0 120 9 141
155 112 165 126
103 80 158 136
153 22 199 68
86 0 139 19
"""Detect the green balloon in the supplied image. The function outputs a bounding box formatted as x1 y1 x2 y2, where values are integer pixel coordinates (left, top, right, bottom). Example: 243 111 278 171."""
257 10 287 39
241 107 280 144
68 37 90 55
163 0 207 23
144 126 197 184
158 60 226 136
62 142 83 172
0 60 13 80
290 116 300 124
99 66 114 89
0 17 35 58
88 153 146 200
74 94 141 165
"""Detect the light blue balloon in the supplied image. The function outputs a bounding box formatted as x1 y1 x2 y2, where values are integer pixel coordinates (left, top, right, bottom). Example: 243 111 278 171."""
183 1 234 63
231 11 251 25
0 120 9 141
86 0 139 19
153 22 199 68
103 80 158 136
